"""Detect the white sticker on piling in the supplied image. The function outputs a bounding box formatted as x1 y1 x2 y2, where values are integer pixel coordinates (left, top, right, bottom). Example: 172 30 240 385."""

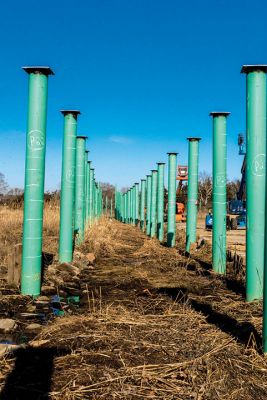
28 130 44 151
252 154 265 176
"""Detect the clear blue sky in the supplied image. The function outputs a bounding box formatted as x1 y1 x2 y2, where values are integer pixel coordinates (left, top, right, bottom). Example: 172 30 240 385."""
0 0 266 190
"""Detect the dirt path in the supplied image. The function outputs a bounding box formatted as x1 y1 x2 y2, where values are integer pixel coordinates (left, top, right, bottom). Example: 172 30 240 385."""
0 220 266 399
195 216 246 262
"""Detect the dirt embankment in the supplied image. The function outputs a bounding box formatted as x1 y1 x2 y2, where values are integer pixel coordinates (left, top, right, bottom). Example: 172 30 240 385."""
0 217 266 399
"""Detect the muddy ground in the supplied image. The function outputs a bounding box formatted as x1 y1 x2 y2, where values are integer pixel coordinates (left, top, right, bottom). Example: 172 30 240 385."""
0 218 266 399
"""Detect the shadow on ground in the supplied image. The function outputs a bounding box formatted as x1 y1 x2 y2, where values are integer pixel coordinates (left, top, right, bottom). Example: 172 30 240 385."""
158 286 262 352
0 347 68 400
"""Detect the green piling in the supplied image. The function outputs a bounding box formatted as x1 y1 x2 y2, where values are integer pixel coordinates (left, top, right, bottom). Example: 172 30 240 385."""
90 168 95 222
140 179 146 231
150 170 158 237
157 163 165 242
242 65 267 303
75 135 87 244
21 66 54 296
84 150 89 226
87 161 92 226
210 112 230 274
59 110 80 263
186 138 201 253
167 153 177 247
132 185 136 225
105 195 108 215
127 190 131 223
146 175 152 236
124 193 127 223
135 183 139 225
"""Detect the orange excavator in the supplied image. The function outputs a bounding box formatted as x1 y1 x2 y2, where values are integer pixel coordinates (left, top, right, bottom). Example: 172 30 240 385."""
176 165 188 222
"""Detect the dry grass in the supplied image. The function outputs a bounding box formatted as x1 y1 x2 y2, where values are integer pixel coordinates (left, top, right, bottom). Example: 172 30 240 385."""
0 218 267 399
0 205 59 266
82 217 123 259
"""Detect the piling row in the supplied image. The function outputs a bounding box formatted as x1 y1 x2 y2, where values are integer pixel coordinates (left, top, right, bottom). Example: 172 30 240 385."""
20 67 103 297
16 63 267 353
113 64 267 353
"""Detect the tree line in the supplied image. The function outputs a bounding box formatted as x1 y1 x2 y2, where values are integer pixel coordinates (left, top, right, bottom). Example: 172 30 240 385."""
0 171 242 210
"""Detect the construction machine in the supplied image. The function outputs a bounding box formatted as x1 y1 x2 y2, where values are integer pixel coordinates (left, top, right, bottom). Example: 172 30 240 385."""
226 133 246 229
205 133 246 230
176 165 188 222
164 165 188 222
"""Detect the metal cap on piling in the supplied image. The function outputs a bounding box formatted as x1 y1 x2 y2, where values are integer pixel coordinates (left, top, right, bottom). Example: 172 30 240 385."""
241 65 267 74
22 66 54 75
60 110 81 118
76 135 88 139
187 137 202 141
209 112 230 117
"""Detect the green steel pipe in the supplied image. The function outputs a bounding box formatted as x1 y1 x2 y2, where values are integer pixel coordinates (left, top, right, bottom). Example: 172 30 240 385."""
128 188 131 223
127 190 131 223
132 186 136 225
129 188 133 224
97 184 101 217
94 183 98 219
118 192 121 220
134 183 139 225
21 66 54 296
121 193 124 221
110 197 113 218
114 191 117 219
90 168 94 223
167 153 177 247
58 110 80 263
84 150 89 226
157 163 165 242
186 138 201 253
150 170 158 238
132 187 135 224
123 192 126 222
241 66 267 304
105 196 108 215
115 190 118 219
146 175 152 236
75 135 87 243
96 184 99 217
140 179 146 231
87 162 92 223
124 193 127 223
210 112 230 274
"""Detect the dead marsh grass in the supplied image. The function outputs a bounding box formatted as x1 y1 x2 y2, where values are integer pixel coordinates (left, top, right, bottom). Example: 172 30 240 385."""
0 218 267 399
0 205 59 266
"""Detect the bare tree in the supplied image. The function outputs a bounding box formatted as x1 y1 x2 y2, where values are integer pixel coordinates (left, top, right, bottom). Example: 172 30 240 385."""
100 182 115 199
227 179 241 200
7 187 24 195
0 172 9 195
198 171 212 208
